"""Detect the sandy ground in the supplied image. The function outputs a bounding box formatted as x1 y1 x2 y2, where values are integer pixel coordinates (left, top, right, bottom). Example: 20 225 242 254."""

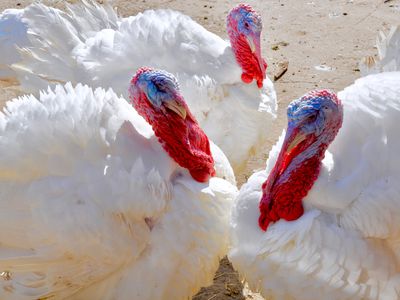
0 0 399 299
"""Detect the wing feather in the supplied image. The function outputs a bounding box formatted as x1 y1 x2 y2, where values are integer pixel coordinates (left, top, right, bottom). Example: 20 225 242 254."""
0 83 173 299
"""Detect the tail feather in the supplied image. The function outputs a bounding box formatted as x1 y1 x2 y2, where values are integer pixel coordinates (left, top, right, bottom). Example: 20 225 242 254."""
377 25 400 72
0 9 29 80
360 26 400 75
7 1 120 92
64 0 119 35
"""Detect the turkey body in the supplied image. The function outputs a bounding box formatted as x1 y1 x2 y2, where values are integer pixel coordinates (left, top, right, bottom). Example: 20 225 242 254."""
229 72 400 300
0 82 237 300
0 1 277 171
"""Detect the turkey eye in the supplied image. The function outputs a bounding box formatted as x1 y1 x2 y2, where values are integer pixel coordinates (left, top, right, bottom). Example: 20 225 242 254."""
244 22 250 28
307 114 317 123
154 83 166 93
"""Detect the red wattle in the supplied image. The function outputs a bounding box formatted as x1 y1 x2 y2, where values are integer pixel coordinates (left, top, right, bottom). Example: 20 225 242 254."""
263 59 268 70
190 167 215 183
131 91 216 183
230 35 266 88
256 59 268 88
241 73 253 84
258 154 323 231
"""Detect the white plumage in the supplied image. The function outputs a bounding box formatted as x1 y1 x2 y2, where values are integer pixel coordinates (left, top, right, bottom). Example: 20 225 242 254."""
0 8 28 81
360 25 400 75
229 72 400 300
0 1 118 80
0 1 277 171
0 82 237 299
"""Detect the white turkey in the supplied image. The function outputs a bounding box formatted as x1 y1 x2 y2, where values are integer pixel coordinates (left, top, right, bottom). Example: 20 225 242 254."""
0 67 237 299
229 72 400 300
0 1 277 171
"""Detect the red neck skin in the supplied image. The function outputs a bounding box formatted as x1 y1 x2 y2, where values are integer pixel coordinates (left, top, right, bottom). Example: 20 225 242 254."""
227 21 267 88
132 92 216 183
258 132 329 231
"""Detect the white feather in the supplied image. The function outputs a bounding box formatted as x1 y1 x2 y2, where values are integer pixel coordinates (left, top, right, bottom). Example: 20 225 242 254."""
0 83 237 299
230 72 400 300
360 26 400 75
0 1 277 171
0 9 28 80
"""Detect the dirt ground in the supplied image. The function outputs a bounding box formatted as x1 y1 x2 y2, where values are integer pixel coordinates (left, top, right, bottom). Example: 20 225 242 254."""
0 0 399 299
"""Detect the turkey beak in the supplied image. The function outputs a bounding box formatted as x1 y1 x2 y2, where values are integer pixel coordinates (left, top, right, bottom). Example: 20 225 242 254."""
246 36 257 53
286 131 308 153
247 34 266 82
164 99 187 119
272 127 314 177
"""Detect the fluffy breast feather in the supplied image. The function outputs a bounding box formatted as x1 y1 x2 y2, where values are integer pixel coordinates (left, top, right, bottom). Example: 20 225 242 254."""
0 83 238 299
230 72 400 300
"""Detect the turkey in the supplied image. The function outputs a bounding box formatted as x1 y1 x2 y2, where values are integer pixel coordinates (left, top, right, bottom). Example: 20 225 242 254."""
229 72 400 300
360 25 400 75
0 67 237 300
0 1 277 171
